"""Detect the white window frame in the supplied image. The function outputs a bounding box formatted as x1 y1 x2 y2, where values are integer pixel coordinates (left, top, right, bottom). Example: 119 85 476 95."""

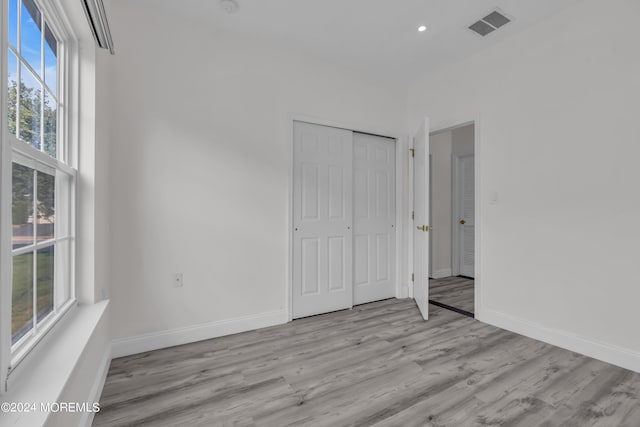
0 0 78 391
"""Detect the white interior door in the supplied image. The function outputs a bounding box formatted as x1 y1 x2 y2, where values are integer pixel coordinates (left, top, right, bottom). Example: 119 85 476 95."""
413 119 430 320
293 121 353 318
456 154 475 278
353 133 396 305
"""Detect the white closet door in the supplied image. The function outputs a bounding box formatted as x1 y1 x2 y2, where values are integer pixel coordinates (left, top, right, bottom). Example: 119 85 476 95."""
353 133 396 305
458 154 475 277
293 121 353 318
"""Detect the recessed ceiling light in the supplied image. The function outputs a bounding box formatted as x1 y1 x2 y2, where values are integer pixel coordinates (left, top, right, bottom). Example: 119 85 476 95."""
418 25 427 32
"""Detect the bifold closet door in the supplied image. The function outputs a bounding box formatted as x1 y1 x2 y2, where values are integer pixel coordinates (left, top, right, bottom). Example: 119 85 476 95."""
353 133 396 305
292 121 353 319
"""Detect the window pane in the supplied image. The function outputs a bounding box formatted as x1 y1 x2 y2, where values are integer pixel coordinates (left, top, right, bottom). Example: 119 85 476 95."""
37 246 55 323
19 63 42 148
8 50 18 136
9 0 18 48
43 92 57 158
12 163 34 250
44 24 58 96
37 171 55 242
12 252 34 345
20 0 43 76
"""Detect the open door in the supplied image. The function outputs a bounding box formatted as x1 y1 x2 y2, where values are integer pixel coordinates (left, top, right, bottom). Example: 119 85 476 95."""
413 119 430 320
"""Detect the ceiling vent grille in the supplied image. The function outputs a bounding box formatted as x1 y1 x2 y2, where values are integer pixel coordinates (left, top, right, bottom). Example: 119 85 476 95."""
468 9 511 37
81 0 115 54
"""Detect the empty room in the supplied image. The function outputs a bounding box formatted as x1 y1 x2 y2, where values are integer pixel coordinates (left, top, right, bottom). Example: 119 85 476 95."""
1 0 639 426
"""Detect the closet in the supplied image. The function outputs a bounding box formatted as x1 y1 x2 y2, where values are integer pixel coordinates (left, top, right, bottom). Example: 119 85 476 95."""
292 121 396 318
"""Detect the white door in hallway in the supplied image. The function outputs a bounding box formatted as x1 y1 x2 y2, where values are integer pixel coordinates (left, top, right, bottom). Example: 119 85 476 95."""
353 133 396 305
413 119 430 320
292 121 353 318
455 154 475 278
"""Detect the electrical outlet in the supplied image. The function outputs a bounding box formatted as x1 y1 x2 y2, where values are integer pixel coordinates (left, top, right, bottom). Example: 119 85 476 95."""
173 273 183 288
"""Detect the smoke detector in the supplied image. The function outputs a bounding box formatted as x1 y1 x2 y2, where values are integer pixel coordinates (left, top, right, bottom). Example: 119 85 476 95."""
220 0 239 14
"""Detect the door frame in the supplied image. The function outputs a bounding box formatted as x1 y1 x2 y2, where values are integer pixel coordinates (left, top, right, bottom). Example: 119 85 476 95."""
414 115 482 317
452 153 474 277
286 114 408 322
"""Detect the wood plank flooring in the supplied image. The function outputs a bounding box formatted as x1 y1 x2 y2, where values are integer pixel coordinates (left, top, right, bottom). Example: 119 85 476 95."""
430 276 474 314
94 299 640 427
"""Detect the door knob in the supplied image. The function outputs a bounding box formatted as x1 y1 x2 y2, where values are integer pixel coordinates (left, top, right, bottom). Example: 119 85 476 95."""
459 219 466 225
416 225 433 232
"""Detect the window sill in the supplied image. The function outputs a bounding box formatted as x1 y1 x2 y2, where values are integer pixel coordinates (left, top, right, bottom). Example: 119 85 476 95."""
10 298 78 372
1 300 109 427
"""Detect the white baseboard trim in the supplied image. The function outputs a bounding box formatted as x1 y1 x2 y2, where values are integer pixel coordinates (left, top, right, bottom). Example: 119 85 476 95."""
432 268 453 279
478 309 640 374
111 310 288 359
80 348 111 427
396 283 409 299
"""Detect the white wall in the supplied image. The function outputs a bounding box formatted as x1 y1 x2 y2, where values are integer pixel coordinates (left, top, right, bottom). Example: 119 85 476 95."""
409 0 640 369
93 40 112 304
106 0 407 343
75 36 112 305
429 131 452 278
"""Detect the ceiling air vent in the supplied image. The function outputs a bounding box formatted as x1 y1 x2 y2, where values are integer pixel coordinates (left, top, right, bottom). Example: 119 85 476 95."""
468 9 511 37
81 0 115 54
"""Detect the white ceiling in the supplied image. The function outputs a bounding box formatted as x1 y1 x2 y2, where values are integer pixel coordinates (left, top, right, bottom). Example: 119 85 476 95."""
150 0 582 83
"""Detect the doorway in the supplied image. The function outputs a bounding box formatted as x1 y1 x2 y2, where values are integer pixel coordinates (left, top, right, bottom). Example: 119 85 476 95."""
291 120 397 319
428 123 475 317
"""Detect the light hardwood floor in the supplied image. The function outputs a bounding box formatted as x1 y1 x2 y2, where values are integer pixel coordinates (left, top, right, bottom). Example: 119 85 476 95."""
94 299 640 427
430 276 474 314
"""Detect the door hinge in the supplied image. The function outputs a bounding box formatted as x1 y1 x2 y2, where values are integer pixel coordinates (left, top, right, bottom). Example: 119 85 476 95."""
411 211 414 220
409 148 415 157
411 273 414 282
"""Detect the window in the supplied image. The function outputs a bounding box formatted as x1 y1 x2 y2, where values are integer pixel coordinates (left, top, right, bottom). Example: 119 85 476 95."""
8 0 59 157
4 0 76 366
